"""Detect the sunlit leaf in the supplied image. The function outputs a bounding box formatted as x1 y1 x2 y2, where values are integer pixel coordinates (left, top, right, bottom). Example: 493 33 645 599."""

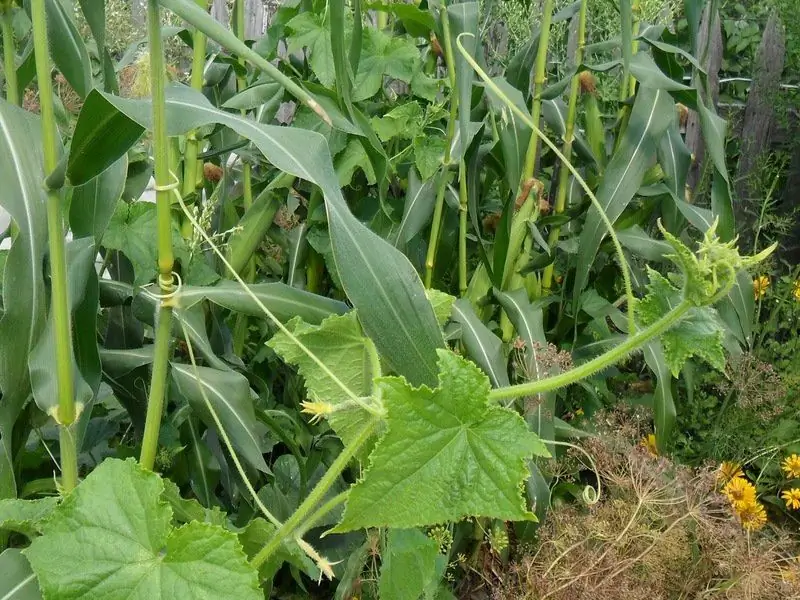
335 350 548 531
25 459 261 600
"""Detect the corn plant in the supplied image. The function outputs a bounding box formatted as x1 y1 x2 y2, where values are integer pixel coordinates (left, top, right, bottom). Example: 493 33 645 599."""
0 0 774 597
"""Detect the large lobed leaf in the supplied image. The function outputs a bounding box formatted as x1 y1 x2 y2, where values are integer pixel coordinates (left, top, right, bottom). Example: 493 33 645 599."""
25 459 261 600
66 85 444 387
268 312 380 452
335 350 548 531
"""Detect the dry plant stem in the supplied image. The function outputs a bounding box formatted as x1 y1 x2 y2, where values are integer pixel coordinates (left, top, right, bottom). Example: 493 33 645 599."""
140 0 176 472
521 0 554 181
2 8 18 105
541 500 644 599
181 0 209 197
457 35 638 335
424 6 457 288
31 0 78 492
541 0 587 293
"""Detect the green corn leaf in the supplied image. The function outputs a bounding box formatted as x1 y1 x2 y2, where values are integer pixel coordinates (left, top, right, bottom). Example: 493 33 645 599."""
69 156 127 242
573 87 674 303
620 0 633 85
485 77 531 194
379 529 442 600
335 350 548 531
630 53 692 91
42 0 93 98
394 167 439 247
25 459 261 600
0 102 48 496
99 346 156 376
617 226 674 262
133 294 229 372
0 497 59 538
696 95 734 240
28 239 96 418
447 1 479 153
222 81 283 111
0 549 41 600
171 364 270 474
76 0 105 50
658 119 692 206
67 86 444 386
177 281 348 324
286 224 308 288
643 341 675 451
451 299 509 388
638 269 726 377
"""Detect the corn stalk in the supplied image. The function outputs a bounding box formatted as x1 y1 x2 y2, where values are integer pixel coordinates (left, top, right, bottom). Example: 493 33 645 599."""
140 0 176 472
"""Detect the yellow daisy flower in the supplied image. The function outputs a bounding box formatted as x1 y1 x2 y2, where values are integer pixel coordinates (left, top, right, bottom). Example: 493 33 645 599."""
782 454 800 479
781 488 800 510
639 434 658 457
737 500 767 532
753 275 770 299
723 476 756 509
793 280 800 302
717 461 744 484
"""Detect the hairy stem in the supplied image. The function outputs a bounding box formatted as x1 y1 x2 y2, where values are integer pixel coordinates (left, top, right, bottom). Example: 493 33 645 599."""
424 5 457 287
31 0 78 491
252 418 379 569
489 300 692 402
542 0 587 293
140 0 176 471
2 8 17 105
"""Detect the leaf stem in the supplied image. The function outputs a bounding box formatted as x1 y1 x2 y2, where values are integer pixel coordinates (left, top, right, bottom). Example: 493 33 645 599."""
541 0 587 293
424 6 458 287
252 417 379 569
2 7 18 105
140 0 176 471
31 0 78 491
488 299 692 401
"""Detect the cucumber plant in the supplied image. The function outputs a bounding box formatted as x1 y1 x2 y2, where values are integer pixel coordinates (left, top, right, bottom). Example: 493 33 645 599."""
0 0 770 597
